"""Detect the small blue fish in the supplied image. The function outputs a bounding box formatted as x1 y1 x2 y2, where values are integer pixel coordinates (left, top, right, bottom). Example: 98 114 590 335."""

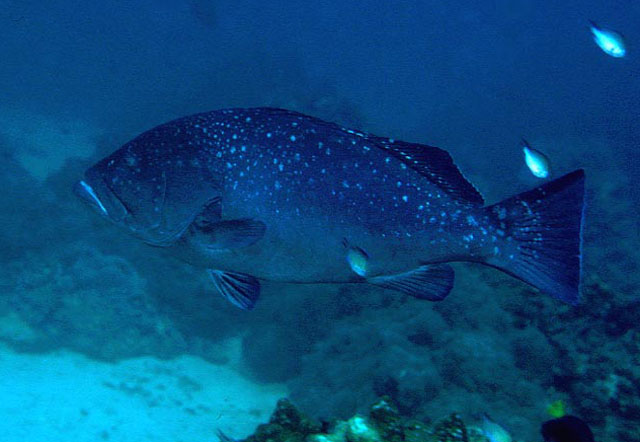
590 21 626 58
522 139 550 179
75 108 586 310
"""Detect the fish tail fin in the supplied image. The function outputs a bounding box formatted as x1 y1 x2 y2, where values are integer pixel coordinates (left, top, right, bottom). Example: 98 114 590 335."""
484 169 585 304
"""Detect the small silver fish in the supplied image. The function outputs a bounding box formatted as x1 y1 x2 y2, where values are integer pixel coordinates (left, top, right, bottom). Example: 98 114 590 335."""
522 139 550 179
589 21 626 58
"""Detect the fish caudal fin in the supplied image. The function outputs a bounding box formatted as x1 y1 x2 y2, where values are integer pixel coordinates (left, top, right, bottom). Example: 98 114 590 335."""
485 169 585 304
207 269 260 310
368 264 454 301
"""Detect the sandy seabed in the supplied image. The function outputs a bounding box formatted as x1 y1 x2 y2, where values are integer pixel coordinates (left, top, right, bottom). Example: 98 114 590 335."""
0 343 286 442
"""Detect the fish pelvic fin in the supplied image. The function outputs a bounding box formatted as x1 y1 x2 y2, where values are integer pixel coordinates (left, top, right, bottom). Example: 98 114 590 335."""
367 264 454 301
485 169 585 305
207 269 260 310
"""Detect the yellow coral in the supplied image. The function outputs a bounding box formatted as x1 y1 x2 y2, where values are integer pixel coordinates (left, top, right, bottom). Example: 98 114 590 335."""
546 400 565 418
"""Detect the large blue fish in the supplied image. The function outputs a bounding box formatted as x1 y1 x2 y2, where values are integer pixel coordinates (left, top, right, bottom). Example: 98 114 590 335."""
75 108 585 310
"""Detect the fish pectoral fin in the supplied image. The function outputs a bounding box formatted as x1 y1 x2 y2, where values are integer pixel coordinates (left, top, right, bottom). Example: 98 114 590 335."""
367 264 454 301
207 269 260 310
195 218 266 249
194 197 222 227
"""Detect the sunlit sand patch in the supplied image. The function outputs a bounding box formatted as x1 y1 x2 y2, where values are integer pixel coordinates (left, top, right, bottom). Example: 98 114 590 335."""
0 107 100 181
0 337 286 442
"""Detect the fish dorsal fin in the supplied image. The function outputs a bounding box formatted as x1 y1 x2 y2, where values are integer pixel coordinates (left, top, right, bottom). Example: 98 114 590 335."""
250 108 484 205
370 137 484 206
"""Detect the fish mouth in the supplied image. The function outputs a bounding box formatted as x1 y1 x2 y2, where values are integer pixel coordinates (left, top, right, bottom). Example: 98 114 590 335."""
74 180 109 216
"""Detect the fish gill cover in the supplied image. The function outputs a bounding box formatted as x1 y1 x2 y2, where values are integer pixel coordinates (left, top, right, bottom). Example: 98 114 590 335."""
0 1 639 442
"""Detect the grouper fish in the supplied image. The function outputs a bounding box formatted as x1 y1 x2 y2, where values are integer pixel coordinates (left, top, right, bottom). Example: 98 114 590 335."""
75 108 585 310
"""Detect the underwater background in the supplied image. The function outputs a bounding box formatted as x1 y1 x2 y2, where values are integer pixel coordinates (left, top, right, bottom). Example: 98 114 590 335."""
0 0 639 441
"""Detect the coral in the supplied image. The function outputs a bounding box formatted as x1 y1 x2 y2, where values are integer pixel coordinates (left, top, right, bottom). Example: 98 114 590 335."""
345 416 382 442
285 267 553 441
243 398 321 442
432 414 468 442
4 244 187 360
232 397 523 442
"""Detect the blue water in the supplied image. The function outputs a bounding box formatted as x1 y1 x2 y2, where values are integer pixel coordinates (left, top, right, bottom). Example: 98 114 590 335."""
1 1 638 441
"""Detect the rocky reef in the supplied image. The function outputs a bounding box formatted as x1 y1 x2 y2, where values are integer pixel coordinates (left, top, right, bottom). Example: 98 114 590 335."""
234 397 521 442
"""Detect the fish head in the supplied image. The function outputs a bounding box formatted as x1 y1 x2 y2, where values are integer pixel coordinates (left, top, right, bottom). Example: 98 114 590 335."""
75 143 222 246
74 169 129 223
74 163 177 245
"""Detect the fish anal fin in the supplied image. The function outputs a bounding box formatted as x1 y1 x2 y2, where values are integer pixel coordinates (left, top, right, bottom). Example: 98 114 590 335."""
367 264 454 301
207 269 260 310
370 137 484 206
